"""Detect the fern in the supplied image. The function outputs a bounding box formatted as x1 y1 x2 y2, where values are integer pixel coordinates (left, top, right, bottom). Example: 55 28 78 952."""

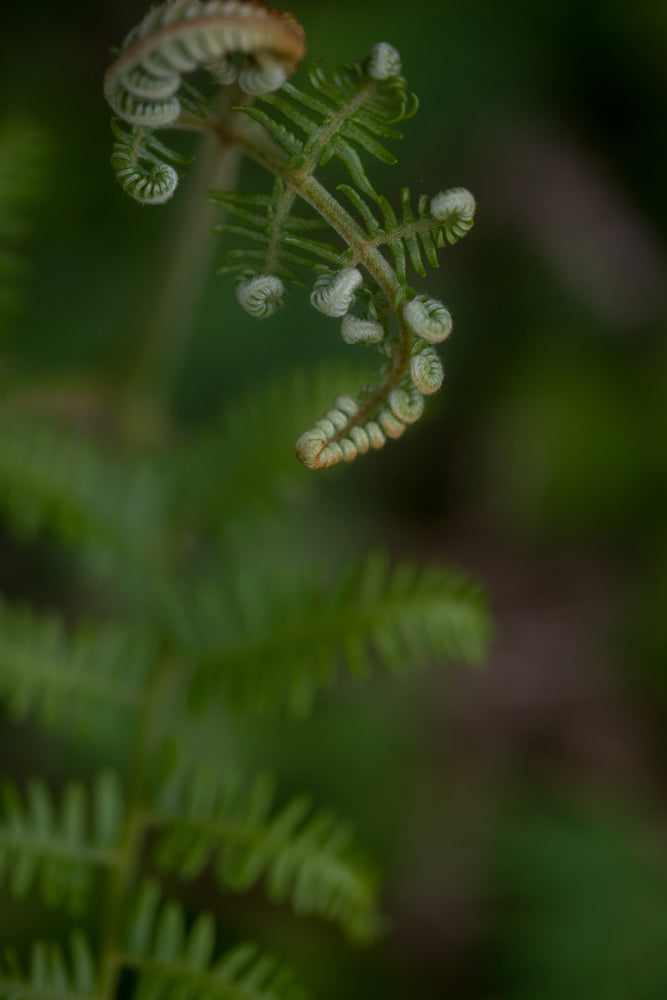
104 2 476 468
125 882 307 1000
169 553 488 717
0 934 97 1000
0 772 123 912
0 598 152 737
151 766 383 943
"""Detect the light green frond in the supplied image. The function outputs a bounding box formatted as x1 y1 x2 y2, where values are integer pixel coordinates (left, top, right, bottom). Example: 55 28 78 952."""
0 772 123 913
0 412 166 569
0 934 97 1000
151 767 383 943
173 553 488 717
0 598 152 736
339 183 474 281
125 881 307 1000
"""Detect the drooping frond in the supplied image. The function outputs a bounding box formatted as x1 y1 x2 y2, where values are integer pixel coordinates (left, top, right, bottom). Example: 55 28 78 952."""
0 934 97 1000
170 553 488 717
0 772 123 913
244 43 418 198
339 183 475 280
211 178 341 288
0 412 166 569
0 117 49 330
0 598 152 737
150 766 383 943
125 881 307 1000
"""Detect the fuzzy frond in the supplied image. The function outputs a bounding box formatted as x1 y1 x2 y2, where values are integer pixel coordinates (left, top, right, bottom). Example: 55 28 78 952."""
211 178 341 288
246 44 417 198
151 767 383 943
171 553 488 717
0 598 152 737
0 934 97 1000
125 881 307 1000
0 412 166 569
0 772 123 913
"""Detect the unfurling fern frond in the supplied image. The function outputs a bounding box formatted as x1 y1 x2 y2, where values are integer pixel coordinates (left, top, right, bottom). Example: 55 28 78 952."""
125 881 307 1000
104 0 305 201
0 599 152 737
150 767 383 943
244 42 417 198
106 4 477 467
110 119 192 205
0 934 97 1000
339 183 474 281
170 553 488 716
0 772 123 912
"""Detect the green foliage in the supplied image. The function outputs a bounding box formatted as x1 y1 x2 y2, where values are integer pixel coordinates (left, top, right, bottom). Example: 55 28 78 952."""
0 4 489 1000
0 772 123 912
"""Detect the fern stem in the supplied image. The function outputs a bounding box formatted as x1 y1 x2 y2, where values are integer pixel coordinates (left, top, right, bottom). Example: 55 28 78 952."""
115 98 243 447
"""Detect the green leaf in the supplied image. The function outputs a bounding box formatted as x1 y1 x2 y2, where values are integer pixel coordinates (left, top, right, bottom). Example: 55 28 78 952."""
0 772 123 913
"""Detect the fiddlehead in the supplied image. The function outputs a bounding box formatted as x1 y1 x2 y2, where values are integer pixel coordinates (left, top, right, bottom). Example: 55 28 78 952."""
105 5 476 469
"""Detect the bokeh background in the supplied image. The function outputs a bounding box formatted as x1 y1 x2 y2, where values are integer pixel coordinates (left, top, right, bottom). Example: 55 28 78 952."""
1 0 667 997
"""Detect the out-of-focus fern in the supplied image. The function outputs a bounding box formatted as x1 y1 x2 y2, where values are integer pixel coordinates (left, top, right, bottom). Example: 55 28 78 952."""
0 771 123 912
171 553 488 716
151 765 383 943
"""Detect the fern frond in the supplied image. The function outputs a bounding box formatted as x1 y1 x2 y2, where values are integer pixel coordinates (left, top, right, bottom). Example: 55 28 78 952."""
0 598 152 736
339 183 472 281
110 119 192 205
0 933 97 1000
211 179 342 288
172 553 488 717
125 881 307 1000
0 412 166 569
0 771 123 912
253 43 417 198
105 0 306 201
150 767 383 943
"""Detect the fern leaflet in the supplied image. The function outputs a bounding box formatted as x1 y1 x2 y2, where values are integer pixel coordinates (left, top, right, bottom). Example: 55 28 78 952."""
0 934 97 1000
0 599 153 738
168 553 488 717
0 772 123 912
150 766 383 943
